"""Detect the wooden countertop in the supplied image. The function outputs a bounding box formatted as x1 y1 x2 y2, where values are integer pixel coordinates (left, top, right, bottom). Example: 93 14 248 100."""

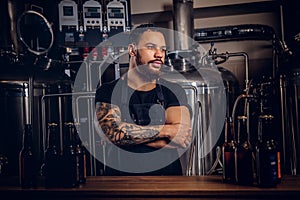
1 175 300 199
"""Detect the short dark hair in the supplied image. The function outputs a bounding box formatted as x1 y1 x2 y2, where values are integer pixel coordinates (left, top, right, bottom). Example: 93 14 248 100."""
129 23 166 44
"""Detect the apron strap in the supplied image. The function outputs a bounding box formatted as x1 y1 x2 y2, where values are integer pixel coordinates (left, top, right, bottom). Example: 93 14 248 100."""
120 75 166 122
121 74 130 122
155 78 165 107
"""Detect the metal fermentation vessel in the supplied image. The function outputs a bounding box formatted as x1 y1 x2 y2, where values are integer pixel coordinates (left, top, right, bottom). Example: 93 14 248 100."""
162 0 239 175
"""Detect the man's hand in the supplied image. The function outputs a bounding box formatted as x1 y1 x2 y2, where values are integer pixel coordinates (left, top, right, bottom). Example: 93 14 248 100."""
159 123 192 148
144 123 192 149
144 105 192 149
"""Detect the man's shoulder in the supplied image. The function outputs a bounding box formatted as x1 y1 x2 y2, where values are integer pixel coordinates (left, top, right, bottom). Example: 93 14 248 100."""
95 78 123 103
97 78 120 91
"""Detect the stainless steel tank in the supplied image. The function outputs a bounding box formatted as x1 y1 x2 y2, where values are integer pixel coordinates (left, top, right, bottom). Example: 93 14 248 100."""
161 53 239 175
279 68 300 175
0 66 72 176
165 0 239 175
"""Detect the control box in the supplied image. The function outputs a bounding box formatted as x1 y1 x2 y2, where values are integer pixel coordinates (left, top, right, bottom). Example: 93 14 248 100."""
83 0 103 32
106 0 126 32
58 0 79 31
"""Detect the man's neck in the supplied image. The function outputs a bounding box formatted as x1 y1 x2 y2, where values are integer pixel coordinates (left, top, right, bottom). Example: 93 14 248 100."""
127 69 157 91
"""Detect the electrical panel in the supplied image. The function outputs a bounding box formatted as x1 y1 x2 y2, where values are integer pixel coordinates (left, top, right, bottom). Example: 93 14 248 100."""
58 0 79 31
83 0 103 32
56 0 131 63
106 0 126 32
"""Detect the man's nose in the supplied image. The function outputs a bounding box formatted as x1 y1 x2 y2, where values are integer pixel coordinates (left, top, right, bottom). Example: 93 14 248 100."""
154 48 164 58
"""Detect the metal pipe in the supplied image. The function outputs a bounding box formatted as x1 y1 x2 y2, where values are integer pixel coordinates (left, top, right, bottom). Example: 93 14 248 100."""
58 87 64 153
28 76 34 125
214 51 250 133
75 94 96 175
272 34 278 79
211 51 249 90
279 3 285 43
41 91 95 152
289 98 297 175
23 83 29 125
17 10 54 56
182 85 198 175
22 77 33 136
7 0 20 59
120 0 130 30
279 75 287 171
84 60 98 176
291 78 300 175
225 52 249 89
173 0 194 50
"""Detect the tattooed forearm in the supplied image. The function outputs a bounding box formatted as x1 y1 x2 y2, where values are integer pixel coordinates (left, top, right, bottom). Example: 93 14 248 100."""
96 102 121 121
118 124 160 145
95 102 161 146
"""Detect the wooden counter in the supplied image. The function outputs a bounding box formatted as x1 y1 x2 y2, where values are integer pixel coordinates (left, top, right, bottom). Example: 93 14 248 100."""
1 175 300 199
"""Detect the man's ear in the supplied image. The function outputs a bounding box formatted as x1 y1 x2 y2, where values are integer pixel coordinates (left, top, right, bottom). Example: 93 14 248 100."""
128 44 136 56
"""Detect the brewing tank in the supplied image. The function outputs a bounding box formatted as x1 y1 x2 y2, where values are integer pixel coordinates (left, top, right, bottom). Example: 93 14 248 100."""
161 59 239 175
166 0 239 175
0 65 72 176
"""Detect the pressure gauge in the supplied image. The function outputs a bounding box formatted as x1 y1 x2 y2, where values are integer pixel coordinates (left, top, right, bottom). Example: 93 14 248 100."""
106 0 126 32
83 0 103 32
58 0 79 31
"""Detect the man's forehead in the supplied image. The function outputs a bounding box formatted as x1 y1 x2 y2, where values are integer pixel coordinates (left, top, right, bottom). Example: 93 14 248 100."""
138 31 166 45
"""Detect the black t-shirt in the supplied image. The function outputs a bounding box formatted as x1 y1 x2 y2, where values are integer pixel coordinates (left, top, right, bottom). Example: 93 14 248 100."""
94 77 190 175
95 77 190 114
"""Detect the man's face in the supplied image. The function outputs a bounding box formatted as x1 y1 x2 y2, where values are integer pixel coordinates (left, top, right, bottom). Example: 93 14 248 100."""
135 30 167 78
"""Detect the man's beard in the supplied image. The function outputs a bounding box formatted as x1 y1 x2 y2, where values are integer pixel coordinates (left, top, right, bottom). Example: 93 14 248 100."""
135 52 162 80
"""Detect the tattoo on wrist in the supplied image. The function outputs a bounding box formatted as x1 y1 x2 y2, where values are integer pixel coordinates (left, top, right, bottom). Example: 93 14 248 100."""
118 124 160 145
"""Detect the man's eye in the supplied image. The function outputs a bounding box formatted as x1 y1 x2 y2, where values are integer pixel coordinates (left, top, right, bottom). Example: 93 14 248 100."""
146 45 155 50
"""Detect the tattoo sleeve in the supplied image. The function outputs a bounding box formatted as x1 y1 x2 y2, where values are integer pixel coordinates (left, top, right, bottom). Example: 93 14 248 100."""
95 102 161 146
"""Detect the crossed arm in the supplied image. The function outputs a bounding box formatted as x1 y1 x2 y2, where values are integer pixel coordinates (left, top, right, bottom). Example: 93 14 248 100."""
95 102 192 148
